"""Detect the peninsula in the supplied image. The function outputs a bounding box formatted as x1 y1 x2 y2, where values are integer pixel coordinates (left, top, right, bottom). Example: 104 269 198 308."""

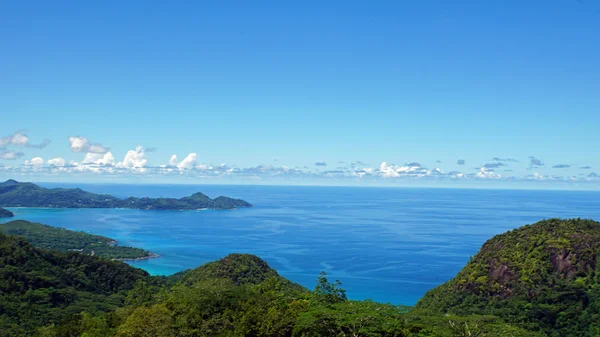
0 219 154 260
0 207 13 218
0 179 252 210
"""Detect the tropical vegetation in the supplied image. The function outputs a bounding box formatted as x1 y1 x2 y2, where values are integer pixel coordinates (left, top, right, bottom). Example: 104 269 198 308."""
2 218 599 336
417 218 600 337
0 220 152 260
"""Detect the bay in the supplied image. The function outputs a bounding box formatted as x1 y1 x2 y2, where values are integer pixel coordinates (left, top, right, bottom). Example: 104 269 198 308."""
3 183 600 305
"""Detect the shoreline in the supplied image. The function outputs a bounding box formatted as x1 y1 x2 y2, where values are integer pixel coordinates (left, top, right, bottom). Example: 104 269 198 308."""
112 252 160 262
4 206 242 211
110 239 159 261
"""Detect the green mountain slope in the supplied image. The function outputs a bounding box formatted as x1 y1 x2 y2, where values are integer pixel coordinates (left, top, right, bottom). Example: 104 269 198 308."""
417 218 600 337
36 255 535 337
0 220 152 260
6 218 596 336
0 233 152 336
0 179 252 210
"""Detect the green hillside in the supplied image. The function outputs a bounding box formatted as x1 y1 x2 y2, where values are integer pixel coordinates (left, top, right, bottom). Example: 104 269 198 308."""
0 233 152 336
417 218 600 337
35 253 533 337
0 220 152 260
5 218 600 336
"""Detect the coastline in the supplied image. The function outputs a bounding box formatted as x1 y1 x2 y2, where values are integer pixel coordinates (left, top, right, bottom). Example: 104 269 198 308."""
112 252 160 262
4 206 240 211
109 239 159 261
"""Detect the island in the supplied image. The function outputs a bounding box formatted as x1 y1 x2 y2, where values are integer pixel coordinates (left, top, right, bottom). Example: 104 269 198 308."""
0 207 13 218
0 219 155 260
2 217 598 336
0 179 252 210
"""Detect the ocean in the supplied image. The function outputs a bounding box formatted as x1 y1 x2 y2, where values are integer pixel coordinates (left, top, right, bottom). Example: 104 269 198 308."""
3 183 600 305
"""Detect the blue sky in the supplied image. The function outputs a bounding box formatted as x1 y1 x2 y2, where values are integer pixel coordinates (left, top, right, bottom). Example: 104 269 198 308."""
1 0 599 188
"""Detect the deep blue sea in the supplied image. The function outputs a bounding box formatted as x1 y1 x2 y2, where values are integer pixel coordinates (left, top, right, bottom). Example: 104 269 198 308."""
3 183 600 305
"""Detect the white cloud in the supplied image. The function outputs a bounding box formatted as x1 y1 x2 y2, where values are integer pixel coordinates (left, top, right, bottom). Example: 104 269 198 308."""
117 146 147 172
11 132 29 146
378 162 427 177
69 136 107 154
195 163 211 170
82 153 100 164
524 172 560 181
88 144 109 154
68 152 117 174
168 155 178 166
83 152 116 166
1 150 24 160
379 162 397 177
24 157 44 168
429 168 444 176
1 131 50 149
352 167 375 177
447 171 464 178
476 166 501 179
47 157 66 167
0 131 28 147
31 157 44 167
177 153 197 170
166 153 198 171
69 136 89 152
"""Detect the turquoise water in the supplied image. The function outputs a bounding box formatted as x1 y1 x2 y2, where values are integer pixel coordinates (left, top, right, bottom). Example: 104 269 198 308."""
3 184 600 305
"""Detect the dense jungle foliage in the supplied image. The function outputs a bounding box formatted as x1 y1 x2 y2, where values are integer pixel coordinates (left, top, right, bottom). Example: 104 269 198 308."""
417 218 600 337
0 233 152 336
3 218 599 336
0 220 151 260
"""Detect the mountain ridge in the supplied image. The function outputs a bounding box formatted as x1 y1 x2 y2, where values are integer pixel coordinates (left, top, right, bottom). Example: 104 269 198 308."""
0 180 252 210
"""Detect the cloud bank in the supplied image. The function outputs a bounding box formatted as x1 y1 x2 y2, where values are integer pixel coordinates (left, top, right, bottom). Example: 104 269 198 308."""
3 155 599 186
1 134 597 186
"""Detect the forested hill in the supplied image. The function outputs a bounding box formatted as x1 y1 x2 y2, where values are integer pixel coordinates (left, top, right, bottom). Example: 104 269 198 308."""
0 207 13 218
0 179 252 210
2 236 533 336
0 233 152 336
4 218 600 336
0 220 152 260
417 218 600 336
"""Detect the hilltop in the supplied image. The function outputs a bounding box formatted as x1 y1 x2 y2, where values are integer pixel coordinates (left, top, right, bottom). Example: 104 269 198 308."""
177 253 282 286
417 218 600 336
0 179 252 210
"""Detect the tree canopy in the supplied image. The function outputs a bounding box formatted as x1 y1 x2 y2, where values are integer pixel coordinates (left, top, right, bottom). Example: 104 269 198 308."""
3 218 600 336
